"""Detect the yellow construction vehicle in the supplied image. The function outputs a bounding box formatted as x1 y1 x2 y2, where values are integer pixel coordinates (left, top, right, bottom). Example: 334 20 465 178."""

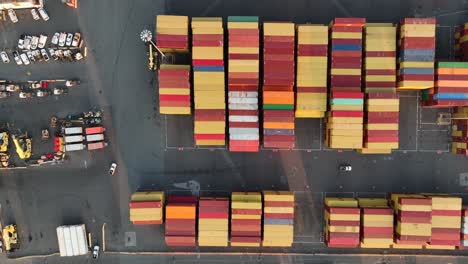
0 132 8 152
12 134 32 160
0 153 9 168
2 224 18 252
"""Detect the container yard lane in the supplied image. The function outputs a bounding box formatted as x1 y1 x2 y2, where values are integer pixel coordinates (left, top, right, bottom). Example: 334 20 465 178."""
1 0 468 264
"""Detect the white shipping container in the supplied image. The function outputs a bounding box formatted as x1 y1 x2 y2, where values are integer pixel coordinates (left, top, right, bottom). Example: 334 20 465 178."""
57 225 88 257
229 128 258 135
228 97 258 104
65 135 85 143
65 143 86 152
228 103 258 110
64 127 83 135
229 134 259 140
228 91 258 98
86 133 104 142
229 115 258 122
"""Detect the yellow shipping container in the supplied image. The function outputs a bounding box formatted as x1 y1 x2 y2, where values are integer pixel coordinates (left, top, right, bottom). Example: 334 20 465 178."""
396 222 431 235
160 107 191 115
298 32 328 45
264 225 294 233
357 148 392 154
194 122 225 134
231 242 260 247
328 226 360 233
295 110 325 118
365 75 396 82
156 28 188 35
191 18 222 28
328 117 363 124
400 61 434 68
232 192 262 201
324 212 360 221
367 99 399 105
366 63 396 70
196 139 225 146
229 47 259 54
229 64 259 73
362 214 393 222
131 191 164 201
365 123 399 130
331 32 362 39
329 129 363 137
358 198 388 208
159 88 190 95
192 47 223 59
264 22 294 36
367 105 399 112
366 142 398 149
324 197 358 207
263 191 294 201
431 216 461 228
264 207 294 214
331 105 363 111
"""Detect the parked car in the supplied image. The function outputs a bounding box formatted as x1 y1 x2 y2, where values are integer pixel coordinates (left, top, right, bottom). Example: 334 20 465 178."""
37 7 49 21
36 89 51 97
18 35 25 50
19 91 34 98
26 51 35 63
20 53 30 65
24 36 32 50
51 32 59 45
5 84 19 92
41 49 50 61
0 91 11 99
65 33 73 46
53 87 67 95
13 51 22 65
7 9 18 23
31 9 40 20
1 52 10 63
339 164 352 172
65 80 80 87
55 49 64 59
74 52 83 61
49 48 58 60
92 245 100 259
33 50 42 61
64 50 72 59
58 33 67 47
38 35 47 49
72 33 81 47
109 163 117 175
31 36 39 50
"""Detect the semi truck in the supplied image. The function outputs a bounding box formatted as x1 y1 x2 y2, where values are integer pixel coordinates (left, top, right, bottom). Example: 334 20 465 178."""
65 143 85 152
64 135 85 144
64 127 83 135
87 142 107 150
85 126 105 134
86 134 104 142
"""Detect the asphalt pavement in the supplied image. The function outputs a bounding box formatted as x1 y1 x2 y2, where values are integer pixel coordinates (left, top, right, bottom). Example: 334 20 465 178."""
0 0 468 263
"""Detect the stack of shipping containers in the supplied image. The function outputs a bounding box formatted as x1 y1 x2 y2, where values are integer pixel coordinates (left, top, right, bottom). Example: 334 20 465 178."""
198 197 229 247
231 192 262 247
426 196 461 249
391 194 432 249
451 107 468 155
295 25 328 118
227 16 260 152
397 18 436 90
129 191 164 225
156 15 191 115
462 207 468 247
262 22 296 149
324 197 360 248
262 191 294 247
192 17 226 146
165 196 197 246
360 24 399 154
325 18 365 149
421 62 468 107
358 198 393 248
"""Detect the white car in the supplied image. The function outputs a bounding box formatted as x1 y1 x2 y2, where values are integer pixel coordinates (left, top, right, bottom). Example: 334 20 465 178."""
58 33 66 47
72 33 81 47
7 9 18 23
37 7 49 21
13 51 22 65
49 48 58 60
1 52 10 63
20 53 30 65
18 35 25 50
74 52 83 61
38 35 47 49
51 32 59 45
339 164 352 172
41 49 50 61
65 33 73 46
24 36 32 50
31 9 40 20
26 51 35 63
109 163 117 175
31 36 39 50
92 245 100 259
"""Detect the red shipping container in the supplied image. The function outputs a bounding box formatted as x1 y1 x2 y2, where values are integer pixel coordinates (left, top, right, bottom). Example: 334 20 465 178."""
362 226 393 234
397 210 432 218
157 34 188 43
331 62 363 69
159 100 190 107
129 201 162 208
229 109 258 116
332 56 362 63
231 236 261 243
158 79 190 88
193 39 223 47
367 112 399 118
132 220 162 225
436 74 468 81
298 47 327 56
194 134 225 140
327 220 360 226
263 116 294 123
330 111 363 118
168 196 197 203
195 109 225 117
192 59 224 66
263 41 294 50
333 17 366 26
229 28 259 35
263 110 294 118
165 219 196 226
366 51 396 57
332 25 364 31
229 122 258 129
330 75 362 83
399 74 434 81
327 237 360 245
165 236 196 246
366 136 399 142
229 85 258 92
165 230 196 236
366 93 399 99
231 219 260 226
430 239 460 246
332 92 364 99
159 95 190 102
230 40 260 48
400 37 435 49
331 50 362 57
431 210 461 216
333 38 362 45
232 208 262 215
366 130 399 137
263 35 294 42
263 141 294 149
159 68 189 76
330 87 362 92
192 34 223 42
230 230 261 237
228 53 259 60
157 40 188 49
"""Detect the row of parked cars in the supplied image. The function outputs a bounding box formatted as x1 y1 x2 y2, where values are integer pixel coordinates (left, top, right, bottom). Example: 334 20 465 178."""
7 7 49 23
0 80 79 99
18 32 82 51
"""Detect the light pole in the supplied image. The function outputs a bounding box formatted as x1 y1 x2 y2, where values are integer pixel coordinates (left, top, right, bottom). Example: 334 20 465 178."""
140 29 165 57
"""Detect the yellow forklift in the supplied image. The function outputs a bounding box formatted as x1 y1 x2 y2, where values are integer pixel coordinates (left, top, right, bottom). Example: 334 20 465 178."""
2 224 18 252
0 131 9 168
12 133 32 160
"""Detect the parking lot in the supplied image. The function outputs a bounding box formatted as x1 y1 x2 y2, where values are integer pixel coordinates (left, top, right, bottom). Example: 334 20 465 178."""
1 0 468 263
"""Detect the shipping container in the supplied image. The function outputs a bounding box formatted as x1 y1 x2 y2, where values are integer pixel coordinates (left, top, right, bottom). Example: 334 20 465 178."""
56 225 88 257
86 134 104 142
85 126 105 135
87 142 107 150
64 135 85 144
64 127 83 135
64 143 85 152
